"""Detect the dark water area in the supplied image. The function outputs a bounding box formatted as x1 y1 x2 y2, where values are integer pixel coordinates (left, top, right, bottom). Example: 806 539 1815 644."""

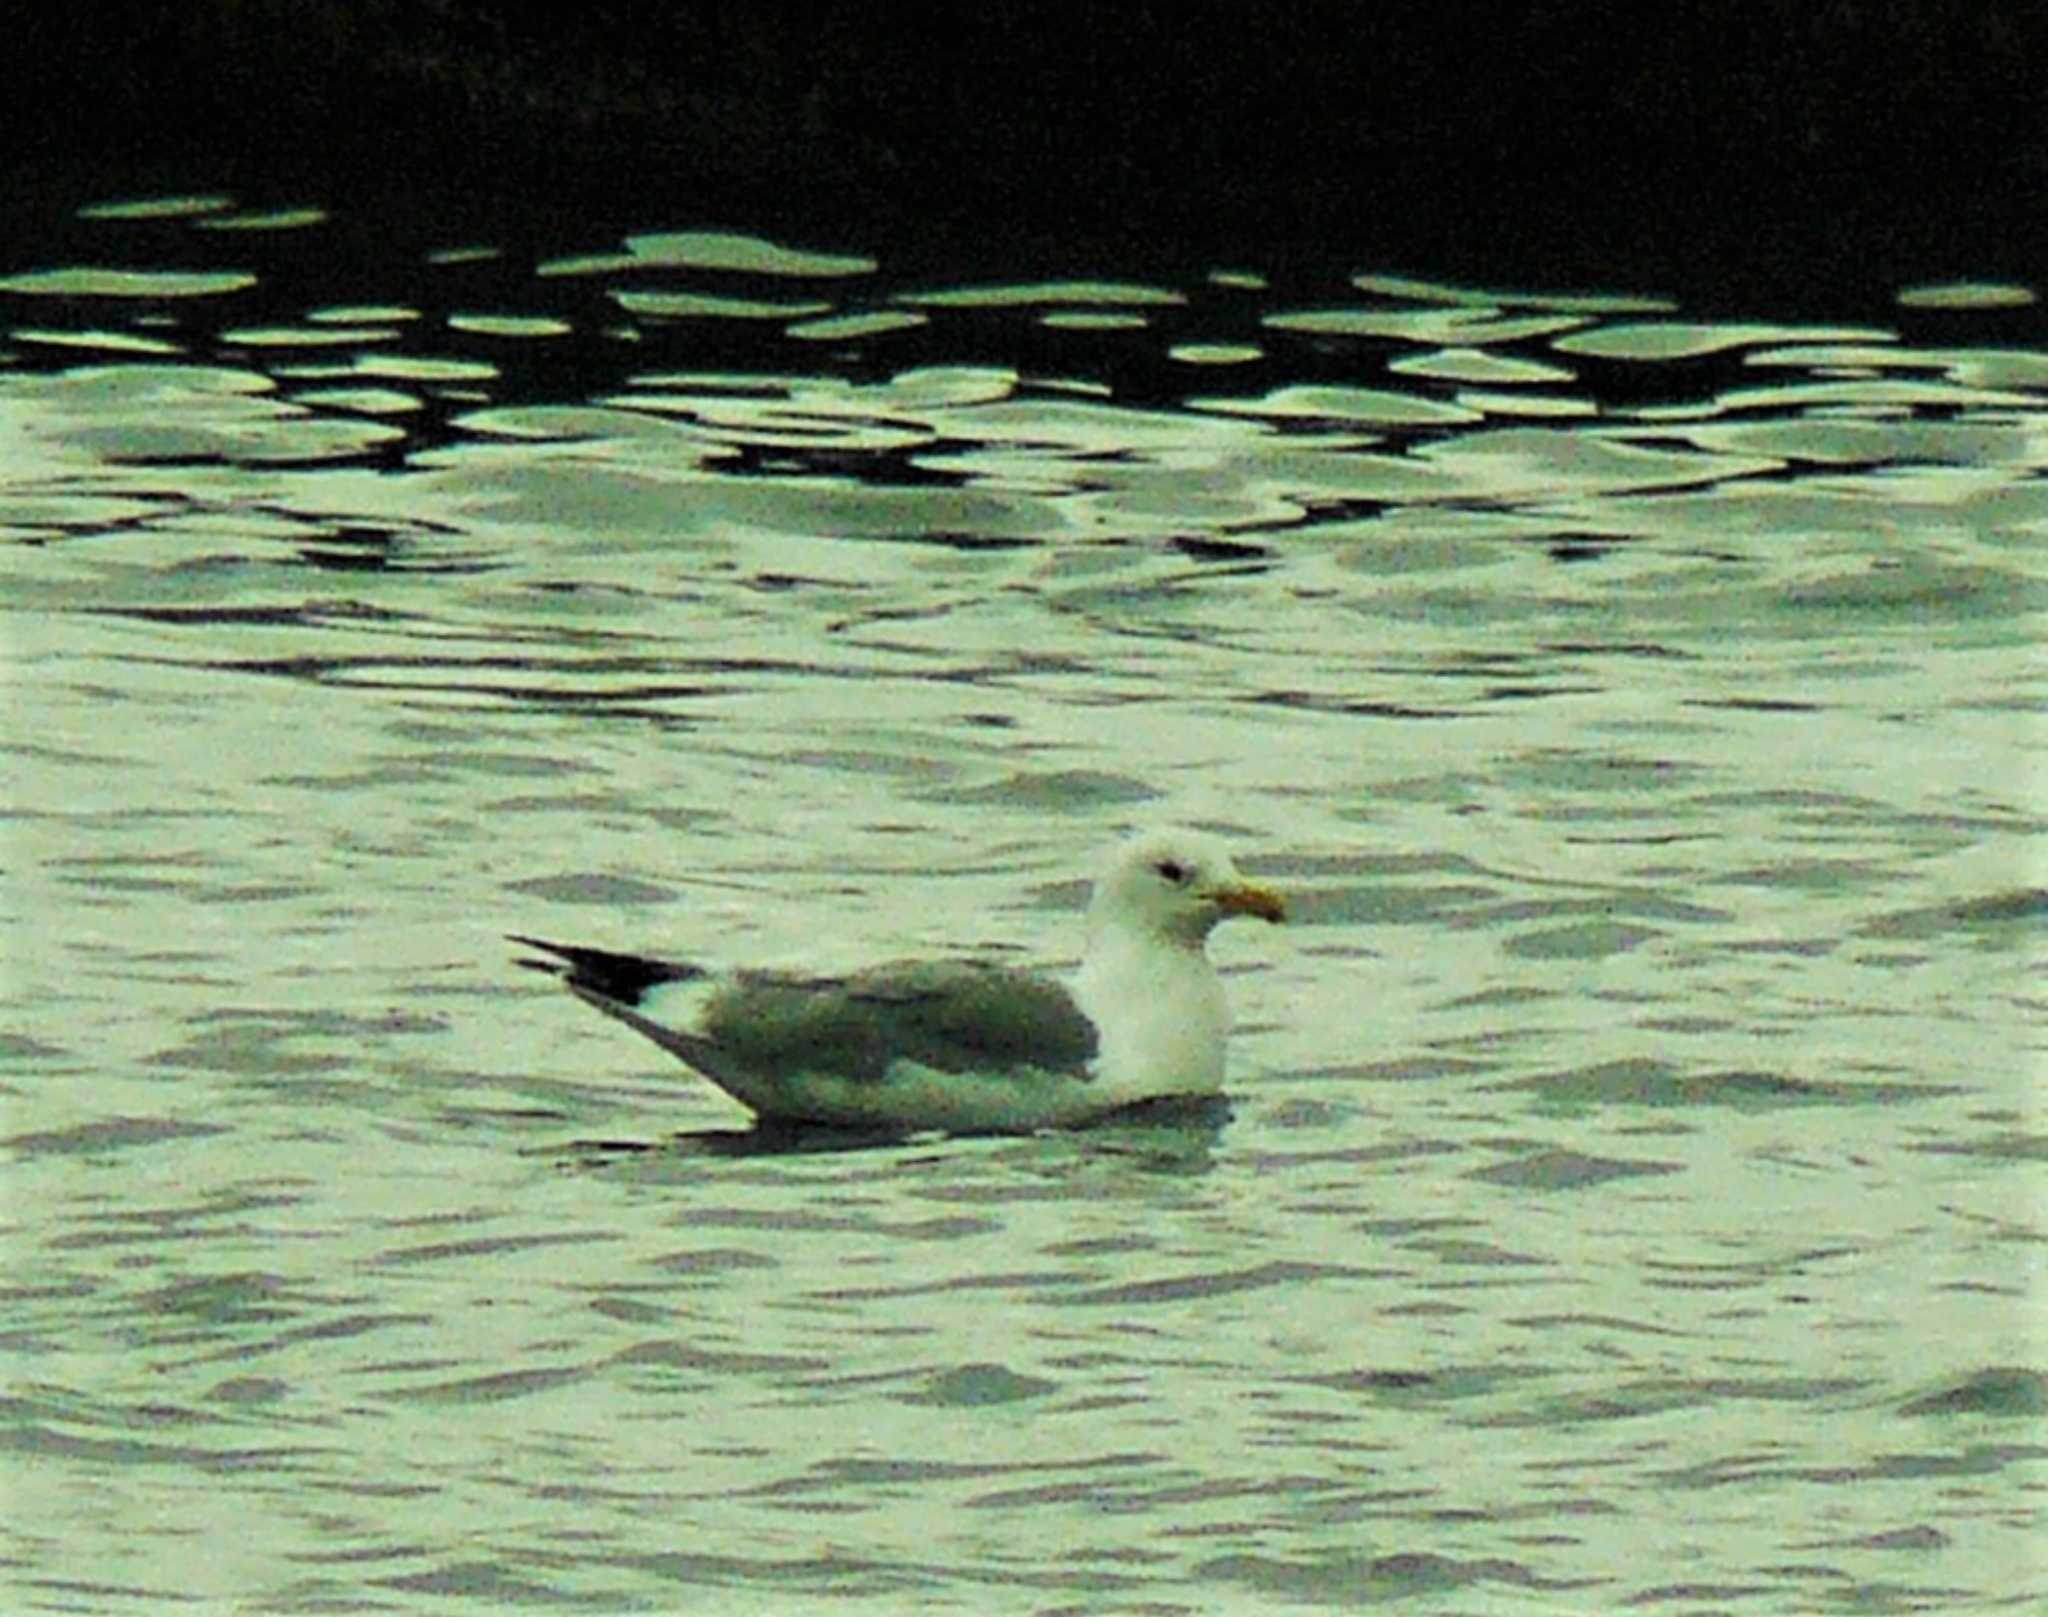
17 2 2048 316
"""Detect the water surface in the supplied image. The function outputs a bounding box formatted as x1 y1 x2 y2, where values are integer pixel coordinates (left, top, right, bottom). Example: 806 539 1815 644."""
3 197 2044 1613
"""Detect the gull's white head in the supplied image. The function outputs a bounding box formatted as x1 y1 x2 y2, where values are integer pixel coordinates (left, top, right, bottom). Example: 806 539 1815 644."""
1089 826 1286 949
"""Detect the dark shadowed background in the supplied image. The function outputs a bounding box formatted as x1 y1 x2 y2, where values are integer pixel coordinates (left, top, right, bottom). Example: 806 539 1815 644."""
14 1 2045 303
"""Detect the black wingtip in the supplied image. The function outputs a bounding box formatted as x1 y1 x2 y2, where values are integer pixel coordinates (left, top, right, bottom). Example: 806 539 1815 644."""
507 934 704 1003
508 933 581 977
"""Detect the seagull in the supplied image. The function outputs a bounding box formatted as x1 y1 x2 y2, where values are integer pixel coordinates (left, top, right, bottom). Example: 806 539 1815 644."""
510 827 1284 1133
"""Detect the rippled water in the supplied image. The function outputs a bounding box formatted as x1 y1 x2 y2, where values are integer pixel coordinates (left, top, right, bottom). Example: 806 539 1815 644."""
5 196 2045 1613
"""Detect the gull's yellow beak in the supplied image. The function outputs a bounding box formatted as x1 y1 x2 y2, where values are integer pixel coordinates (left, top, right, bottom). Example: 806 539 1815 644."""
1211 882 1287 924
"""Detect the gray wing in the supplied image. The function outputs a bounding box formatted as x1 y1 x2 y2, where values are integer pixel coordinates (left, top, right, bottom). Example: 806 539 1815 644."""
700 958 1099 1083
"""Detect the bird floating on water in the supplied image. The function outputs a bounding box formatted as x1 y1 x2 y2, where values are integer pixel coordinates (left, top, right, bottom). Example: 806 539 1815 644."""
511 826 1284 1134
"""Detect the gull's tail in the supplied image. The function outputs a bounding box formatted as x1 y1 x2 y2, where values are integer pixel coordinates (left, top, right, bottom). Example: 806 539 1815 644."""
508 935 705 1008
510 934 739 1087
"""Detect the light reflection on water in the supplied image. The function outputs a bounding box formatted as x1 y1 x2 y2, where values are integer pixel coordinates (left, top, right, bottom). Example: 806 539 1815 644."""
3 202 2043 1612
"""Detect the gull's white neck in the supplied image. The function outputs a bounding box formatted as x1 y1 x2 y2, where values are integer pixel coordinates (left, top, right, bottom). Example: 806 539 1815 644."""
1071 915 1228 1102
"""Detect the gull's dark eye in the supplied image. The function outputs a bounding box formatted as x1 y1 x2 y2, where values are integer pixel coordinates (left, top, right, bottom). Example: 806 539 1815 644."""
1154 858 1189 884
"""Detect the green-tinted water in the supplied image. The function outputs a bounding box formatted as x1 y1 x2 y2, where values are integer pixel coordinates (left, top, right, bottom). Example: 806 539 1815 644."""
3 203 2042 1613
